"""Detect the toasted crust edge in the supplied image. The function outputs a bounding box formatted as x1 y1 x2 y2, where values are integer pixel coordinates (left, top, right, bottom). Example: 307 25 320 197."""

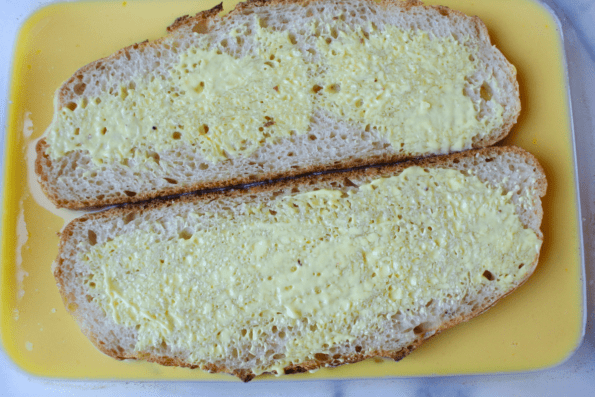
53 146 546 382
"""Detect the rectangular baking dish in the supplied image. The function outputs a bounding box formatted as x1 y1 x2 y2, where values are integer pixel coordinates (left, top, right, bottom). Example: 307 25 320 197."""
0 0 586 386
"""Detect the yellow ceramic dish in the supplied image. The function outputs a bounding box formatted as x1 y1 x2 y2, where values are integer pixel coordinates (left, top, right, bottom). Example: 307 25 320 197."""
1 0 583 380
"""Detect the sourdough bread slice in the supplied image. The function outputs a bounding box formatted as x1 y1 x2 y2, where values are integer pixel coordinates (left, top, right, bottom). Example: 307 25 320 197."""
54 146 545 381
37 0 520 209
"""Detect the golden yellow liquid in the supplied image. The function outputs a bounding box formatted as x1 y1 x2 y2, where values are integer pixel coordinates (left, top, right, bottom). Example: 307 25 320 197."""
1 0 582 380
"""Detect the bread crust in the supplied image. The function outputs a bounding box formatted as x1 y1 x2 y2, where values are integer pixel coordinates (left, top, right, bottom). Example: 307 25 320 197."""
53 146 546 382
36 0 521 209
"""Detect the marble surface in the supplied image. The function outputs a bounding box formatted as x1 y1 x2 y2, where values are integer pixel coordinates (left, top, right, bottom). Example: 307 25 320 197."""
0 0 593 395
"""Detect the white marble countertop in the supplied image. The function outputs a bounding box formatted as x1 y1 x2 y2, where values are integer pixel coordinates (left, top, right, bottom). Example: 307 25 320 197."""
1 0 593 395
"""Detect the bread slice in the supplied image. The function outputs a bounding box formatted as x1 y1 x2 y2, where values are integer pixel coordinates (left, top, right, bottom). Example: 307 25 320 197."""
53 146 545 382
36 0 520 209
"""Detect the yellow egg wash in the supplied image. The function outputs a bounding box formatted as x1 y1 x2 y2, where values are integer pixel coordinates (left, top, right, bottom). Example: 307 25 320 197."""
46 26 314 164
1 0 583 381
44 9 500 166
315 26 500 153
